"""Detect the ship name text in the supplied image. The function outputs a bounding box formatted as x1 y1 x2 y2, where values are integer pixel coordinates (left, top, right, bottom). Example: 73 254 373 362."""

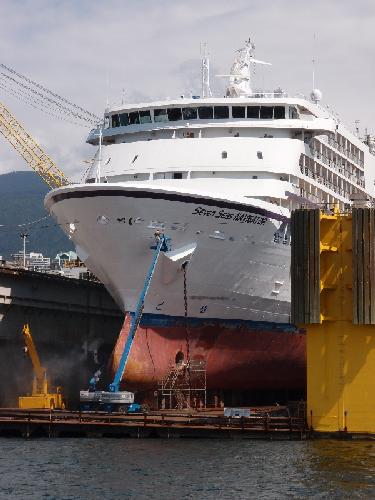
191 207 267 225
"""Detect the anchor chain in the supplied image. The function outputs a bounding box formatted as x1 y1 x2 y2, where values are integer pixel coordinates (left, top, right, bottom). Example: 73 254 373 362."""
182 262 191 392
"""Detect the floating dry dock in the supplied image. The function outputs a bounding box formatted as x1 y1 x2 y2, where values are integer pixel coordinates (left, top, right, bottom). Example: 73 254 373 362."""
0 408 306 439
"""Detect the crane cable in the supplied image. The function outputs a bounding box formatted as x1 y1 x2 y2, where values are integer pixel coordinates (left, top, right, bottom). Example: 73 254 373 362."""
0 63 100 123
0 71 96 125
0 80 89 128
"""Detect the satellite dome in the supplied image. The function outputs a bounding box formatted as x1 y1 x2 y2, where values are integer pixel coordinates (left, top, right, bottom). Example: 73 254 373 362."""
310 88 323 103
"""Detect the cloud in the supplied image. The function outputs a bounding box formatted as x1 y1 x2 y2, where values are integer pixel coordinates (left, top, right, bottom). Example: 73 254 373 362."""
0 0 374 177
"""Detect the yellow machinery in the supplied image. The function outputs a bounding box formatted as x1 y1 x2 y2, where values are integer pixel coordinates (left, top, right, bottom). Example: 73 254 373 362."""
19 324 65 410
291 208 375 435
0 100 69 189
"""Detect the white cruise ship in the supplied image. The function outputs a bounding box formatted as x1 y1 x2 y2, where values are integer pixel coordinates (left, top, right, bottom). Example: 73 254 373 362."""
44 40 375 399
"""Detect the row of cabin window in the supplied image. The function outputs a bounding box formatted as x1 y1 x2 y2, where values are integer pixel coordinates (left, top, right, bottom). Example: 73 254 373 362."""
111 106 287 128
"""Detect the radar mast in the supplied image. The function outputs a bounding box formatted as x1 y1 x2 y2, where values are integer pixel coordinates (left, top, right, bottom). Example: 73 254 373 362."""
201 43 212 98
224 38 271 97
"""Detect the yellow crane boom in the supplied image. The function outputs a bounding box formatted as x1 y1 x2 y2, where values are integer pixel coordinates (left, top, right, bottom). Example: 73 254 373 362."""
0 100 69 189
22 323 47 394
19 323 65 410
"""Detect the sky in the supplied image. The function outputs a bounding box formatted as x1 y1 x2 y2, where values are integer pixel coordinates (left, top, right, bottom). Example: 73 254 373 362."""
0 0 374 180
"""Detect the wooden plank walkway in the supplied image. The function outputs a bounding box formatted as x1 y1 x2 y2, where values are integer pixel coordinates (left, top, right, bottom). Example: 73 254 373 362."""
0 408 307 440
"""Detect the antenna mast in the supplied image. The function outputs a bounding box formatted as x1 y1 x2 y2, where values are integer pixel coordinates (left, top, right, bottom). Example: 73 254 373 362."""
201 43 212 98
312 33 316 89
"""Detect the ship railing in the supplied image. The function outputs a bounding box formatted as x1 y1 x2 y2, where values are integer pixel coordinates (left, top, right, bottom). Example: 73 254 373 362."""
314 137 364 169
304 155 366 191
242 91 288 98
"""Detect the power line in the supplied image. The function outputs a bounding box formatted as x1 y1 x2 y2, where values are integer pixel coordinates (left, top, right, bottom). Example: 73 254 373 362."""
0 215 50 227
0 215 80 231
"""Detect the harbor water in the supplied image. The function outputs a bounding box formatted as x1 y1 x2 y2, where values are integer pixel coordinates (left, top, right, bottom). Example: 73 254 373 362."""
0 439 374 499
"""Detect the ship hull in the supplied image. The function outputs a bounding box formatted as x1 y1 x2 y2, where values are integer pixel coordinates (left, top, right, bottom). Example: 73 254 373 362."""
113 313 306 394
45 183 291 323
45 184 304 400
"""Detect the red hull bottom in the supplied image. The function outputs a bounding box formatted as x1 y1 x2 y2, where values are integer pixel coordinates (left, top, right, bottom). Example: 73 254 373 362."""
112 314 306 394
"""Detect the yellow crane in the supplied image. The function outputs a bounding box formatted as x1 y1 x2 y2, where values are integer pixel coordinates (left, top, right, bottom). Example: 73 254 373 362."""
19 324 65 410
0 100 69 189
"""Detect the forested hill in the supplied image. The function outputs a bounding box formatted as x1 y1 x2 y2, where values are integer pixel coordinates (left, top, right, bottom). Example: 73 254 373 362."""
0 171 73 259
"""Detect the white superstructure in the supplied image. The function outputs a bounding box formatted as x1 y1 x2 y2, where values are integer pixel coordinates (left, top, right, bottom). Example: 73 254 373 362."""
45 40 375 326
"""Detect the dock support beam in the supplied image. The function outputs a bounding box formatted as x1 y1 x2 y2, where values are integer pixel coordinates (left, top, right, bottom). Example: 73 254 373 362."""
291 208 375 435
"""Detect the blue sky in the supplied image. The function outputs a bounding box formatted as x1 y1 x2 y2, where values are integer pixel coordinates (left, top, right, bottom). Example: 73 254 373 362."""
0 0 374 178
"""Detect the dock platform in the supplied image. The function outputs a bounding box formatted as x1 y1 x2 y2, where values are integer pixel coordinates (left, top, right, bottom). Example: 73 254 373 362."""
0 408 307 440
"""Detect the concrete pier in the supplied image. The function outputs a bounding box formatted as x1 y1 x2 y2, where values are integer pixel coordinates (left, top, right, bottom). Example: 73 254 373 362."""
0 266 123 407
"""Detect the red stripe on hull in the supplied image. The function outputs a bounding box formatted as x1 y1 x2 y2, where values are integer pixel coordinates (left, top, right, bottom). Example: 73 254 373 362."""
112 314 306 391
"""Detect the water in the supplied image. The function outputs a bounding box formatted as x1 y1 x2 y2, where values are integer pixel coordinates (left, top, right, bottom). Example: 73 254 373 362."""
0 439 374 499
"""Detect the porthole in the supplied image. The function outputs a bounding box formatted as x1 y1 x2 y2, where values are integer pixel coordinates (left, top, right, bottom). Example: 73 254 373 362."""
97 216 110 225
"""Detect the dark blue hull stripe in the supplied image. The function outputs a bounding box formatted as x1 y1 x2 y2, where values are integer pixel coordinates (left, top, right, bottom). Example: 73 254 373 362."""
132 312 298 333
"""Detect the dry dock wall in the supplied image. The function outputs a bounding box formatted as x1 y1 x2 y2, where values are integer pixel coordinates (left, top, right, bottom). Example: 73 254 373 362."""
0 266 123 407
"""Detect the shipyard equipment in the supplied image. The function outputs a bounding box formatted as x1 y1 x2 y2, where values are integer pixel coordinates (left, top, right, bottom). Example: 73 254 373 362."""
0 100 69 189
18 324 65 410
80 234 169 412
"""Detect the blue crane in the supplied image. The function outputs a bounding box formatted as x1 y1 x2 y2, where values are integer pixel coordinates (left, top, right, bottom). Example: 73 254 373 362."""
80 233 169 412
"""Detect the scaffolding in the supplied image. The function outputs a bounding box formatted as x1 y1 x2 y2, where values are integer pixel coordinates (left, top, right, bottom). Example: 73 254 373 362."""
158 359 207 410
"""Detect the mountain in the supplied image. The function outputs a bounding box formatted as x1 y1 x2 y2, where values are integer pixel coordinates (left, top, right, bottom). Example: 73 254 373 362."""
0 171 73 259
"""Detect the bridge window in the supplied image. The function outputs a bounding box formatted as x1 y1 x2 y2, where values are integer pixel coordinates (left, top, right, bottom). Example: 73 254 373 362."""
173 172 183 179
182 107 197 120
198 106 213 119
214 106 229 119
111 114 120 127
129 111 140 125
154 108 169 122
167 108 182 121
119 113 129 126
139 110 151 124
289 106 299 119
232 106 246 118
274 106 285 119
260 106 273 119
247 106 260 118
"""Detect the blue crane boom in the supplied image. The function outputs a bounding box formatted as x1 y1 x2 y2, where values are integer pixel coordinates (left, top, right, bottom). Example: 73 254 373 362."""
109 233 168 393
80 233 169 412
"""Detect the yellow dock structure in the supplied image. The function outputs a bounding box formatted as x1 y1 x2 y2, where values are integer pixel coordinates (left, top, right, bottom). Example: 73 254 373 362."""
291 207 375 435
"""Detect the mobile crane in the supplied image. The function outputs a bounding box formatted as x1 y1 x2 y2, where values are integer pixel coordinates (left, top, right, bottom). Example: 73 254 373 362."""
19 324 65 410
80 233 169 412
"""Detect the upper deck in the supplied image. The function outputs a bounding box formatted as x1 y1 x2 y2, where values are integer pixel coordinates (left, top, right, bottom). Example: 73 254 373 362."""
87 95 337 145
81 39 375 212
